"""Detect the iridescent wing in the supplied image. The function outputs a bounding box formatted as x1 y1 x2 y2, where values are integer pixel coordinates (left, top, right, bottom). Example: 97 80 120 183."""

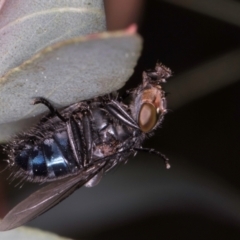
0 163 105 231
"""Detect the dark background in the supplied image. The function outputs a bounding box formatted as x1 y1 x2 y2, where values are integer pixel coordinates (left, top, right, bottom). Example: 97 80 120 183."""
1 1 240 239
102 1 240 239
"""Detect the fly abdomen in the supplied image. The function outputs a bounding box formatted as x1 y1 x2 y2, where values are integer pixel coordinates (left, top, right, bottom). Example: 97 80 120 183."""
15 131 78 180
15 146 48 177
15 147 47 177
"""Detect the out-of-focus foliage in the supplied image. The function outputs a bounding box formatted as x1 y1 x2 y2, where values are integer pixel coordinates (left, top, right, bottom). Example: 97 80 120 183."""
0 0 142 142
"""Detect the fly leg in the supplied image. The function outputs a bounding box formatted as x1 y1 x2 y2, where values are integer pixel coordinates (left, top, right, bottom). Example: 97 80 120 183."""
66 116 85 168
32 97 66 122
81 108 94 166
134 147 171 169
66 105 94 168
104 100 139 129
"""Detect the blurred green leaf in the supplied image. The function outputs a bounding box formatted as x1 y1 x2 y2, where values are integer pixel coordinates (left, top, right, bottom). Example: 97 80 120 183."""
0 29 142 142
0 0 106 77
0 0 143 142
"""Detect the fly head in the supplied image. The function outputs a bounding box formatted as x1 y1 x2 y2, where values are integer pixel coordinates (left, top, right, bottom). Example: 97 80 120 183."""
130 63 172 133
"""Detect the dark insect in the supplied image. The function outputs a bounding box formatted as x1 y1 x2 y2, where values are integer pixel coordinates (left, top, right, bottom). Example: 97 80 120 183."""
0 63 172 231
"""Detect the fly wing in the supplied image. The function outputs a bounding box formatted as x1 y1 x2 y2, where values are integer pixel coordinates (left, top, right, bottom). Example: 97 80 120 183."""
0 164 104 231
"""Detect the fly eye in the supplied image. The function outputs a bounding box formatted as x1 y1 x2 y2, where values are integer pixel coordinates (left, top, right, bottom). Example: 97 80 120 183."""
138 103 157 133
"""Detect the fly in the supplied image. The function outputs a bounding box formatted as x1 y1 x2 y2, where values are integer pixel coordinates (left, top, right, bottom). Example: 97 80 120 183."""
0 63 172 231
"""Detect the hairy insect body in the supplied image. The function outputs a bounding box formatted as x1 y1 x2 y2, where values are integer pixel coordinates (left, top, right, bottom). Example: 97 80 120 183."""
0 63 172 231
10 100 141 183
7 63 172 185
